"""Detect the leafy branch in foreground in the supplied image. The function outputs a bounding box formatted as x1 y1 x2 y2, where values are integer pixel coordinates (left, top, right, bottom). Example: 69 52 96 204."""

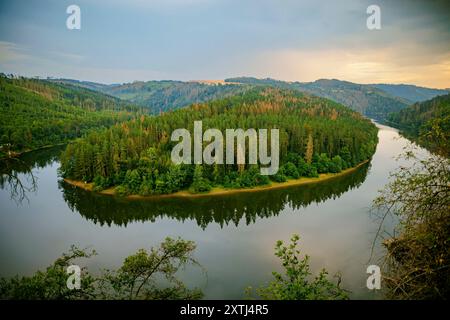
0 238 203 300
247 234 349 300
0 245 97 299
373 151 450 299
99 237 203 299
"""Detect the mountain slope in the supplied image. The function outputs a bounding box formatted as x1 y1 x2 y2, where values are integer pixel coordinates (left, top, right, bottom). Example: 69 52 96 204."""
225 77 410 120
52 79 251 114
297 79 410 120
105 80 253 113
49 78 112 92
0 76 142 157
372 84 448 103
52 77 447 122
387 94 450 157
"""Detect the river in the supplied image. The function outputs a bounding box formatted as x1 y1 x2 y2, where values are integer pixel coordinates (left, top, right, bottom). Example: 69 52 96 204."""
0 123 424 299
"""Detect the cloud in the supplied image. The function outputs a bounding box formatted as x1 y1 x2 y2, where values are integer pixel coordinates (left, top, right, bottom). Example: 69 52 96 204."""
0 41 167 83
0 41 31 62
0 0 449 87
249 46 450 88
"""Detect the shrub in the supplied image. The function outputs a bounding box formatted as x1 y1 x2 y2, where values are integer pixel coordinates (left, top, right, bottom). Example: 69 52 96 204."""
283 162 300 179
247 235 349 300
115 185 129 197
0 238 203 300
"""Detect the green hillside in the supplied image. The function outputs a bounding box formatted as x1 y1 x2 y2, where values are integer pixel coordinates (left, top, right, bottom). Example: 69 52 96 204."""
388 94 450 157
51 77 447 123
225 77 410 120
0 75 143 158
52 79 251 114
372 83 448 103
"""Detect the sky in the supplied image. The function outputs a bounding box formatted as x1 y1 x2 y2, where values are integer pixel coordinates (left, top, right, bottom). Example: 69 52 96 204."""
0 0 449 88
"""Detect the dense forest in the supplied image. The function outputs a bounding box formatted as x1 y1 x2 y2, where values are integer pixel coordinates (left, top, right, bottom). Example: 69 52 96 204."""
52 77 448 122
52 79 251 114
387 94 450 157
0 75 143 158
60 88 378 196
225 77 411 121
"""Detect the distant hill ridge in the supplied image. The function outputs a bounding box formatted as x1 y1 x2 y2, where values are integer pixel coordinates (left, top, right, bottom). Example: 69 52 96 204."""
225 77 448 120
371 83 448 103
50 77 449 121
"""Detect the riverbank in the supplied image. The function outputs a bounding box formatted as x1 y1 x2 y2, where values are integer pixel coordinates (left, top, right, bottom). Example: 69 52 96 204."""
64 160 369 200
0 143 66 161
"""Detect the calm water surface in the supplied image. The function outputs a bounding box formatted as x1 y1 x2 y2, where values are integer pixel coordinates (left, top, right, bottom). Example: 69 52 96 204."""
0 123 423 299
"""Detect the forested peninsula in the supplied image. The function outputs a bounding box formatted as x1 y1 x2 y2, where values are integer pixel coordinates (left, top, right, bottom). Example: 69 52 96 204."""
60 88 378 197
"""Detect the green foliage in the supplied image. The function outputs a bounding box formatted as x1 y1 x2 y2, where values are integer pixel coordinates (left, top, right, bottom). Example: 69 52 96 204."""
0 245 97 299
60 88 378 195
421 116 450 158
0 75 143 156
283 162 300 179
247 234 349 300
93 175 108 191
0 238 203 300
297 157 319 177
115 185 129 197
339 146 352 168
388 94 450 158
225 77 409 121
107 81 251 114
61 161 371 229
374 152 450 299
329 155 344 173
57 78 252 114
271 170 288 183
315 153 331 173
124 169 142 194
237 165 271 187
101 237 203 299
190 165 212 193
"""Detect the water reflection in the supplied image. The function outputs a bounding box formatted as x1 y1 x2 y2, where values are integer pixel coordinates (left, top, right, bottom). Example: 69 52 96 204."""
59 162 371 228
0 146 64 203
1 146 371 228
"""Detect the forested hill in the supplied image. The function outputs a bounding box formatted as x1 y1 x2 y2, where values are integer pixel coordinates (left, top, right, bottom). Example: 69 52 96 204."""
0 75 143 158
387 94 450 157
52 77 447 122
60 88 378 196
372 84 448 103
225 77 410 121
52 79 250 114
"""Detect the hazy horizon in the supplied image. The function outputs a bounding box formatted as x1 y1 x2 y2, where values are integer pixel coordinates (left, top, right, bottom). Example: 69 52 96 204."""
3 73 449 90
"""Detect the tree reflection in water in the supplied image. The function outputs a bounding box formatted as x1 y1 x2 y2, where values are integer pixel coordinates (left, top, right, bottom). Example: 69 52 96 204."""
60 163 371 229
0 146 64 204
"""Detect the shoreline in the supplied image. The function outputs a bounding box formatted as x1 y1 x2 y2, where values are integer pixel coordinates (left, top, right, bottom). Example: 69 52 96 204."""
64 160 369 200
0 143 66 161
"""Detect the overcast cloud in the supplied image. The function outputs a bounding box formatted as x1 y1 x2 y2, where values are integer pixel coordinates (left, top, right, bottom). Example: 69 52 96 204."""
0 0 449 88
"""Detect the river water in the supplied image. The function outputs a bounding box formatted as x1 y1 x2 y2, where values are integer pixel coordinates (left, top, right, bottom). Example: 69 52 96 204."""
0 123 422 299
